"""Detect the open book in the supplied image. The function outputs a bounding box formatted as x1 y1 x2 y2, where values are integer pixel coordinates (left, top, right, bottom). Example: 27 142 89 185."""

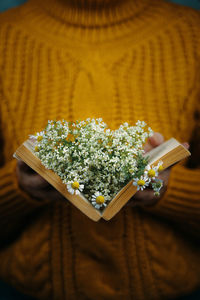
14 138 190 221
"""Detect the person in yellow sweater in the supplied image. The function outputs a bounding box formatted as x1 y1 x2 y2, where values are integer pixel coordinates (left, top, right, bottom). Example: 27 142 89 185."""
0 0 200 299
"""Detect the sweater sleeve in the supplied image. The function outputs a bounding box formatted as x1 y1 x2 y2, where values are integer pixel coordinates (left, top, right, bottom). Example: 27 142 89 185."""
0 97 50 244
146 98 200 231
146 15 200 223
147 163 200 221
0 158 49 219
0 158 51 243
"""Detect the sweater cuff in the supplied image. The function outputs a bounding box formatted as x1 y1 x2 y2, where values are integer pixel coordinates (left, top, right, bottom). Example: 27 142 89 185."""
147 164 200 220
0 159 49 220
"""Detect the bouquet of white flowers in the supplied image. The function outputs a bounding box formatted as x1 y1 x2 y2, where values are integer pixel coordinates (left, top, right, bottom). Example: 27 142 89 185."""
30 118 164 212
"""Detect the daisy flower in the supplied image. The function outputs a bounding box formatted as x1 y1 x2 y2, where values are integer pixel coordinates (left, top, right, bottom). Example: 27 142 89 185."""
33 118 156 211
133 175 150 191
144 165 158 180
67 181 84 195
156 161 164 172
29 131 45 142
91 192 107 209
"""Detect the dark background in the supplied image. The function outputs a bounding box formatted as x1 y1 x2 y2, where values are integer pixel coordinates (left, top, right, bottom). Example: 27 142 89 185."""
0 0 200 11
0 0 199 11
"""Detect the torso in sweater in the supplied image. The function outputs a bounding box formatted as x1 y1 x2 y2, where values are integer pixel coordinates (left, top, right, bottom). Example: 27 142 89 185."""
0 0 200 299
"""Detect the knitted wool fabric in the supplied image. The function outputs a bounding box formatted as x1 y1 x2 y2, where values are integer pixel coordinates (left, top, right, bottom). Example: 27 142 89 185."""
0 0 200 299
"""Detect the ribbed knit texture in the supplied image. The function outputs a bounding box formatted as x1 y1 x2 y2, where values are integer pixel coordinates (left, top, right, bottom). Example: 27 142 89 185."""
0 0 200 299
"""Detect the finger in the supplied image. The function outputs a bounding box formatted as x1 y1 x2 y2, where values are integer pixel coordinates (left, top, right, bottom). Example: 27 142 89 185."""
182 142 189 150
17 160 36 174
134 189 155 204
126 168 170 208
144 132 164 153
26 175 51 189
144 142 153 153
148 132 164 147
31 188 66 202
17 170 51 190
126 189 155 207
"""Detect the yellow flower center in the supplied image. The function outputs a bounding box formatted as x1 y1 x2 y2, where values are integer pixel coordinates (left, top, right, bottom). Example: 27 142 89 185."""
137 179 145 186
148 169 156 177
37 135 43 142
71 181 80 189
34 145 39 152
158 165 164 172
96 195 105 204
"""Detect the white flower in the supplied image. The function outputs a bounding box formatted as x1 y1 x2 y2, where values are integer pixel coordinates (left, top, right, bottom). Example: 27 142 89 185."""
29 130 45 141
67 181 84 195
34 118 154 202
156 161 164 172
144 165 158 180
133 175 150 191
91 192 107 209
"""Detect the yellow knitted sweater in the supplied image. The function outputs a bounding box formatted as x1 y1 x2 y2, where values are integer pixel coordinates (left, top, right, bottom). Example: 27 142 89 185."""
0 0 200 299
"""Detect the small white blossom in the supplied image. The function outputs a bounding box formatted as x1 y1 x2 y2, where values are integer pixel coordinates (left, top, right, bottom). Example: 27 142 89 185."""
144 165 158 180
67 181 84 195
29 130 45 141
91 192 107 209
156 161 164 172
133 176 150 191
32 118 157 210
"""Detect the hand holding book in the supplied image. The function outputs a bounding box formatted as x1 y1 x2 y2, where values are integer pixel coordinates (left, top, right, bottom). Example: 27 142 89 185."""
126 133 190 208
16 160 66 202
14 119 191 221
15 130 189 209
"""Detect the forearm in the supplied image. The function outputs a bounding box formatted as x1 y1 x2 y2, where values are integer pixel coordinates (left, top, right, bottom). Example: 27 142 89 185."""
0 159 48 242
145 163 200 221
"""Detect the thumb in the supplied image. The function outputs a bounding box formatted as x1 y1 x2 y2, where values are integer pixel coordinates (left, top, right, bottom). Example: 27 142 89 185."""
148 132 164 147
144 132 164 153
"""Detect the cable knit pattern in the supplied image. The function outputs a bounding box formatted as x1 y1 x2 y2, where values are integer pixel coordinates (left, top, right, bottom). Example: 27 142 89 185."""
0 0 200 299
